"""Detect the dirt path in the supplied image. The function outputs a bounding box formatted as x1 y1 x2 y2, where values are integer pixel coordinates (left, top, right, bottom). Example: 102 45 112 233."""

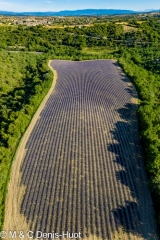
3 61 57 240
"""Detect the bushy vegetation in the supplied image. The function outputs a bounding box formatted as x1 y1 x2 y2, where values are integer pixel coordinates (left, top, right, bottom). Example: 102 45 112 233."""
118 48 160 223
0 52 53 229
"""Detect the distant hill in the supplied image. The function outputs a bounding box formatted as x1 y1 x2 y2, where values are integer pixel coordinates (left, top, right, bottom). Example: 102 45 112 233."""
144 9 160 12
0 9 137 17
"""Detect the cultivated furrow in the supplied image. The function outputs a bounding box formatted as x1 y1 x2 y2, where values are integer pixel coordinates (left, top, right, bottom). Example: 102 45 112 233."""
4 60 158 240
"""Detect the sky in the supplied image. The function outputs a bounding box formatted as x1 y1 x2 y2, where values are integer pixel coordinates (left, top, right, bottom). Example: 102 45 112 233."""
0 0 160 12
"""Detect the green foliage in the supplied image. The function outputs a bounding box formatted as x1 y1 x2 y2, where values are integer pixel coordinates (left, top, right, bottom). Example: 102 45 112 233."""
0 52 53 230
118 49 160 225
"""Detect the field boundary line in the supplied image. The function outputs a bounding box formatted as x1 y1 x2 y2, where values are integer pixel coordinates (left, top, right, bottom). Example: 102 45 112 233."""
3 60 57 239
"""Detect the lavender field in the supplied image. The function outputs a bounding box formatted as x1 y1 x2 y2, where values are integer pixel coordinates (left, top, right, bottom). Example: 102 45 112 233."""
10 60 158 239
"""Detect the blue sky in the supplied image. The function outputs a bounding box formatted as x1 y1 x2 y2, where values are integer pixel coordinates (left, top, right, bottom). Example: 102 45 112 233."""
0 0 160 12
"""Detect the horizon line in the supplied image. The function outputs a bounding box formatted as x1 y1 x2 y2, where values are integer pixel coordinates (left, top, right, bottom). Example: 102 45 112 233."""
1 8 159 13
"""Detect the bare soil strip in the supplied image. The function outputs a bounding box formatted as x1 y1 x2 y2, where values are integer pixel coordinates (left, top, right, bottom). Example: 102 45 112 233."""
3 61 57 240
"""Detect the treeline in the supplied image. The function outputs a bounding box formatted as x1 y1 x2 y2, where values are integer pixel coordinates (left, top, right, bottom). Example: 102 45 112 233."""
0 52 53 230
118 48 160 225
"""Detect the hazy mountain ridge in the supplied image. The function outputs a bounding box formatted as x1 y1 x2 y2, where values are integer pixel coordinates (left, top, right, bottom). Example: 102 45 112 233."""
0 9 137 16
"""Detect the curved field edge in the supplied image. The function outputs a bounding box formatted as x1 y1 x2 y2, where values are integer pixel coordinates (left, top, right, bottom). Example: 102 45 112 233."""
4 59 158 240
2 58 159 239
1 60 56 234
118 57 160 231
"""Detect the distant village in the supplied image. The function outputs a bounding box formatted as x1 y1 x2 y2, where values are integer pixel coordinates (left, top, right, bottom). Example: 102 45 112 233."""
0 11 160 27
0 16 94 26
